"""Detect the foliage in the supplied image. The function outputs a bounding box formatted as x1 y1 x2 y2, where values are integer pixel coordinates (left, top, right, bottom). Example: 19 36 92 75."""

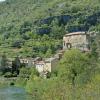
16 67 39 88
16 67 30 87
12 56 21 74
0 0 100 99
22 49 99 100
4 72 12 78
58 49 93 85
0 53 8 73
0 0 100 57
18 67 31 79
11 40 24 48
0 71 3 76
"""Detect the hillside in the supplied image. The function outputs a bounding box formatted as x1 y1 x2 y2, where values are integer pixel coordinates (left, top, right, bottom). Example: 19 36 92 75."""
0 1 100 99
0 0 100 57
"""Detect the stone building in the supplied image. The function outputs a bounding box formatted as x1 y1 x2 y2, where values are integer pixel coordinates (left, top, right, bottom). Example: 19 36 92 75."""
19 57 42 67
35 61 45 73
63 32 90 51
20 58 33 67
35 57 59 76
45 57 59 72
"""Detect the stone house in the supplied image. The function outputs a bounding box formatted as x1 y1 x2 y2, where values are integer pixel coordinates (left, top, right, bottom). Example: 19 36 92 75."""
35 57 59 74
45 57 59 72
63 32 90 51
35 61 45 73
20 58 35 67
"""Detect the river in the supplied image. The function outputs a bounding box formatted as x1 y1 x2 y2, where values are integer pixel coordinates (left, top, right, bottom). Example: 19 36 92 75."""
0 86 33 100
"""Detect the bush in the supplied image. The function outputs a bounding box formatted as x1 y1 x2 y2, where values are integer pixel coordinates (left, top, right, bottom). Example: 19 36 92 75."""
4 72 12 78
0 71 3 76
11 40 24 48
47 71 51 78
12 72 17 77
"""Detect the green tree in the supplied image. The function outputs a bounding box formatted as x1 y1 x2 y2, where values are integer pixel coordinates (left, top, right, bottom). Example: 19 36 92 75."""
42 34 49 41
58 49 92 86
0 53 8 72
50 19 65 39
12 56 21 74
45 48 52 57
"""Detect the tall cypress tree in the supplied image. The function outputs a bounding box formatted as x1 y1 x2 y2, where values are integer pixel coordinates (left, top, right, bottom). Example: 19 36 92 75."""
12 56 21 74
0 53 8 72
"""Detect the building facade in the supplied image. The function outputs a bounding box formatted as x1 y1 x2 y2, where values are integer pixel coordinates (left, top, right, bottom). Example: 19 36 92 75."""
35 61 45 73
20 58 35 67
63 32 90 51
35 57 59 74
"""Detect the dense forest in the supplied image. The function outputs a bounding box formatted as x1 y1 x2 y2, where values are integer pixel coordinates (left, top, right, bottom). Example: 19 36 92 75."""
0 0 100 99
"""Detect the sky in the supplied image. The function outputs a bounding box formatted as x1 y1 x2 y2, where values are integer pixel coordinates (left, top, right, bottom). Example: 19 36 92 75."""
0 0 5 2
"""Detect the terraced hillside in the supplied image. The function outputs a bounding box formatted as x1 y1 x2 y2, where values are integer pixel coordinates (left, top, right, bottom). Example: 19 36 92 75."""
0 0 100 57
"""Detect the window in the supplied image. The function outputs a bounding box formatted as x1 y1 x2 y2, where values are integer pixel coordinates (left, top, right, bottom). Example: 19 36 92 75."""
66 43 72 49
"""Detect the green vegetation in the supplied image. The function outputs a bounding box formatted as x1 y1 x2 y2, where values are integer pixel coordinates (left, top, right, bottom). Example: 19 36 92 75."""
58 49 94 85
0 53 8 72
16 49 100 100
16 67 39 88
0 55 21 79
0 0 100 99
0 0 100 57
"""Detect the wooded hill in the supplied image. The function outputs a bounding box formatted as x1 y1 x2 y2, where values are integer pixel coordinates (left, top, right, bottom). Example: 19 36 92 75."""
0 0 100 57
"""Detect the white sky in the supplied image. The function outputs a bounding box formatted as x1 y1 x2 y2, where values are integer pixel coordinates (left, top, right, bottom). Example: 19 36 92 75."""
0 0 5 2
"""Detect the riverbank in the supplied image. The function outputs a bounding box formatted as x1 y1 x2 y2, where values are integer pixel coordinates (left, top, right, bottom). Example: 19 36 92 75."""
0 78 34 100
0 86 34 100
0 76 17 88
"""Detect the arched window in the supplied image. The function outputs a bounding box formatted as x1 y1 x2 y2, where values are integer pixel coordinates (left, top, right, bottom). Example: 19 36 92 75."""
66 43 72 49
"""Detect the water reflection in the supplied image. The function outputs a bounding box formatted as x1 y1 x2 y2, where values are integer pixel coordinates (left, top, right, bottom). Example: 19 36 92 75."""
0 86 33 100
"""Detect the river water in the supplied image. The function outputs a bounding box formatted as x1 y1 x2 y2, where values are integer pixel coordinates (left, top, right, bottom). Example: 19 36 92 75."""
0 86 33 100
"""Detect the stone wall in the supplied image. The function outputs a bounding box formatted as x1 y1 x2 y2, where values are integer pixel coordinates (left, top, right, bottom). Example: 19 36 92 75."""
63 32 90 51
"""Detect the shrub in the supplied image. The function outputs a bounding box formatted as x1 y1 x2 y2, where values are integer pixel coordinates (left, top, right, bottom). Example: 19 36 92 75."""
11 40 24 48
4 72 12 78
0 71 3 76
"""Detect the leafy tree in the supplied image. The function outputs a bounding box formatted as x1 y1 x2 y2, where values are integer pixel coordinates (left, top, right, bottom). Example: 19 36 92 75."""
89 31 100 61
12 40 24 48
19 21 32 34
50 19 65 39
58 49 92 85
18 67 31 78
42 34 49 41
45 48 52 57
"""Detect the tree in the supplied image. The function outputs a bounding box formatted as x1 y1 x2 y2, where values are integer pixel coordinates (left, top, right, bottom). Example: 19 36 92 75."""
58 49 92 86
12 56 21 74
0 53 8 72
45 48 52 57
50 19 65 39
42 34 49 41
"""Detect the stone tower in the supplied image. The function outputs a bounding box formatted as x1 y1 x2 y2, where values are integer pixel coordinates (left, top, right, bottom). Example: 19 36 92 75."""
63 32 90 51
